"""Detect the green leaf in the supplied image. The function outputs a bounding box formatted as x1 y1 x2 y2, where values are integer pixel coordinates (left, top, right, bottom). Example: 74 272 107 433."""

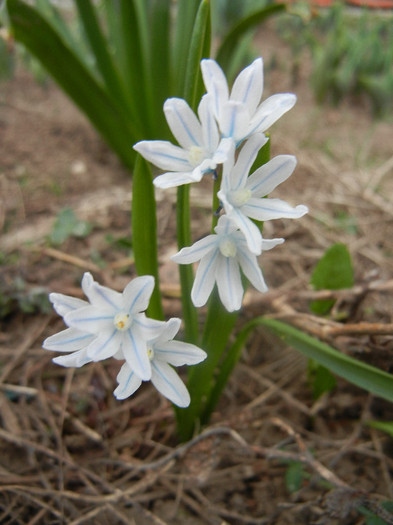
73 0 130 111
7 0 137 170
183 0 211 109
307 360 337 399
172 0 201 97
50 208 91 245
260 318 393 404
131 155 163 320
215 3 286 72
285 462 306 493
366 420 393 438
310 243 354 315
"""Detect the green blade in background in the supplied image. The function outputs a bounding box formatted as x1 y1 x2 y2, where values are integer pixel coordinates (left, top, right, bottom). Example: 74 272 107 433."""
171 0 201 97
260 317 393 404
215 3 286 73
7 0 137 170
131 155 163 320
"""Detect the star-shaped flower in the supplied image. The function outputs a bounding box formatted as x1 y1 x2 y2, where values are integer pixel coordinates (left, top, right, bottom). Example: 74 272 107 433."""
201 57 296 145
217 134 308 255
43 273 164 380
42 289 96 368
133 95 232 188
114 318 207 407
171 215 283 312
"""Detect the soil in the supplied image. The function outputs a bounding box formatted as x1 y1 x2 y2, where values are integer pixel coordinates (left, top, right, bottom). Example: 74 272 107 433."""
1 21 393 525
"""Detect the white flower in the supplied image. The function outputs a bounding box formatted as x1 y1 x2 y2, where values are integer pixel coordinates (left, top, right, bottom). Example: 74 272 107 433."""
171 215 283 312
217 134 308 255
201 57 296 145
43 273 164 380
114 318 207 407
133 95 232 189
43 291 96 368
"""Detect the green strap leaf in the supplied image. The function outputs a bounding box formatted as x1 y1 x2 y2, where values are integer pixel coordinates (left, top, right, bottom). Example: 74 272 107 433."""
176 289 238 442
73 0 131 113
175 0 211 345
132 155 163 320
183 0 211 110
149 0 171 138
215 3 286 72
171 0 201 97
7 0 137 170
260 317 393 404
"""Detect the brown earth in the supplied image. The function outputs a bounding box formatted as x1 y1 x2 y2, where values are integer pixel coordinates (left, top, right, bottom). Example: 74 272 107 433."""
0 23 393 525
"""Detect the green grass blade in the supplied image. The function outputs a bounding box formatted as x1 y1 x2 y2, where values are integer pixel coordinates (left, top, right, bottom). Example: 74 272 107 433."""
183 0 211 109
35 0 83 59
117 0 151 137
73 0 130 110
132 155 164 320
176 289 238 441
174 0 211 349
171 0 201 97
260 317 393 403
215 3 286 72
7 0 137 170
149 0 171 137
176 185 199 344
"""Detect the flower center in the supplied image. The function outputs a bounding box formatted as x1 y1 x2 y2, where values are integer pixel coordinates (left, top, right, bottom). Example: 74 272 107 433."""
113 312 132 331
229 188 252 207
188 146 204 167
147 347 154 361
219 238 237 258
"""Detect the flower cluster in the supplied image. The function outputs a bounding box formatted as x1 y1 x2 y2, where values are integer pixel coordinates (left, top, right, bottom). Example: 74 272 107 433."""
135 58 308 311
43 273 206 407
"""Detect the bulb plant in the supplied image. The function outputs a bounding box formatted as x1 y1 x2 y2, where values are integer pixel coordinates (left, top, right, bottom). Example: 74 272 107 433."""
7 0 393 442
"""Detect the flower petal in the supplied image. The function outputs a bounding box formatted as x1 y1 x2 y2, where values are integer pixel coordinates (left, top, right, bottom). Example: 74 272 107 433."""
53 348 93 368
155 340 207 366
249 93 297 136
212 137 234 165
64 305 114 333
198 94 219 152
81 272 123 311
122 327 151 381
114 362 142 400
153 170 200 189
214 214 238 236
216 255 243 311
171 234 218 264
242 199 309 221
228 133 268 191
261 237 285 251
43 327 94 352
122 275 155 314
133 314 167 339
164 98 203 149
49 293 88 317
151 360 190 407
86 329 122 361
225 208 263 255
133 140 191 171
237 249 268 293
230 57 263 117
246 155 297 197
220 100 250 143
149 317 181 344
201 59 229 119
191 250 220 307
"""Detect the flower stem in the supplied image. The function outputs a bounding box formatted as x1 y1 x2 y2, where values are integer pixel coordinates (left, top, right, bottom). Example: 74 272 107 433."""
176 185 199 343
132 155 164 320
176 288 238 441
